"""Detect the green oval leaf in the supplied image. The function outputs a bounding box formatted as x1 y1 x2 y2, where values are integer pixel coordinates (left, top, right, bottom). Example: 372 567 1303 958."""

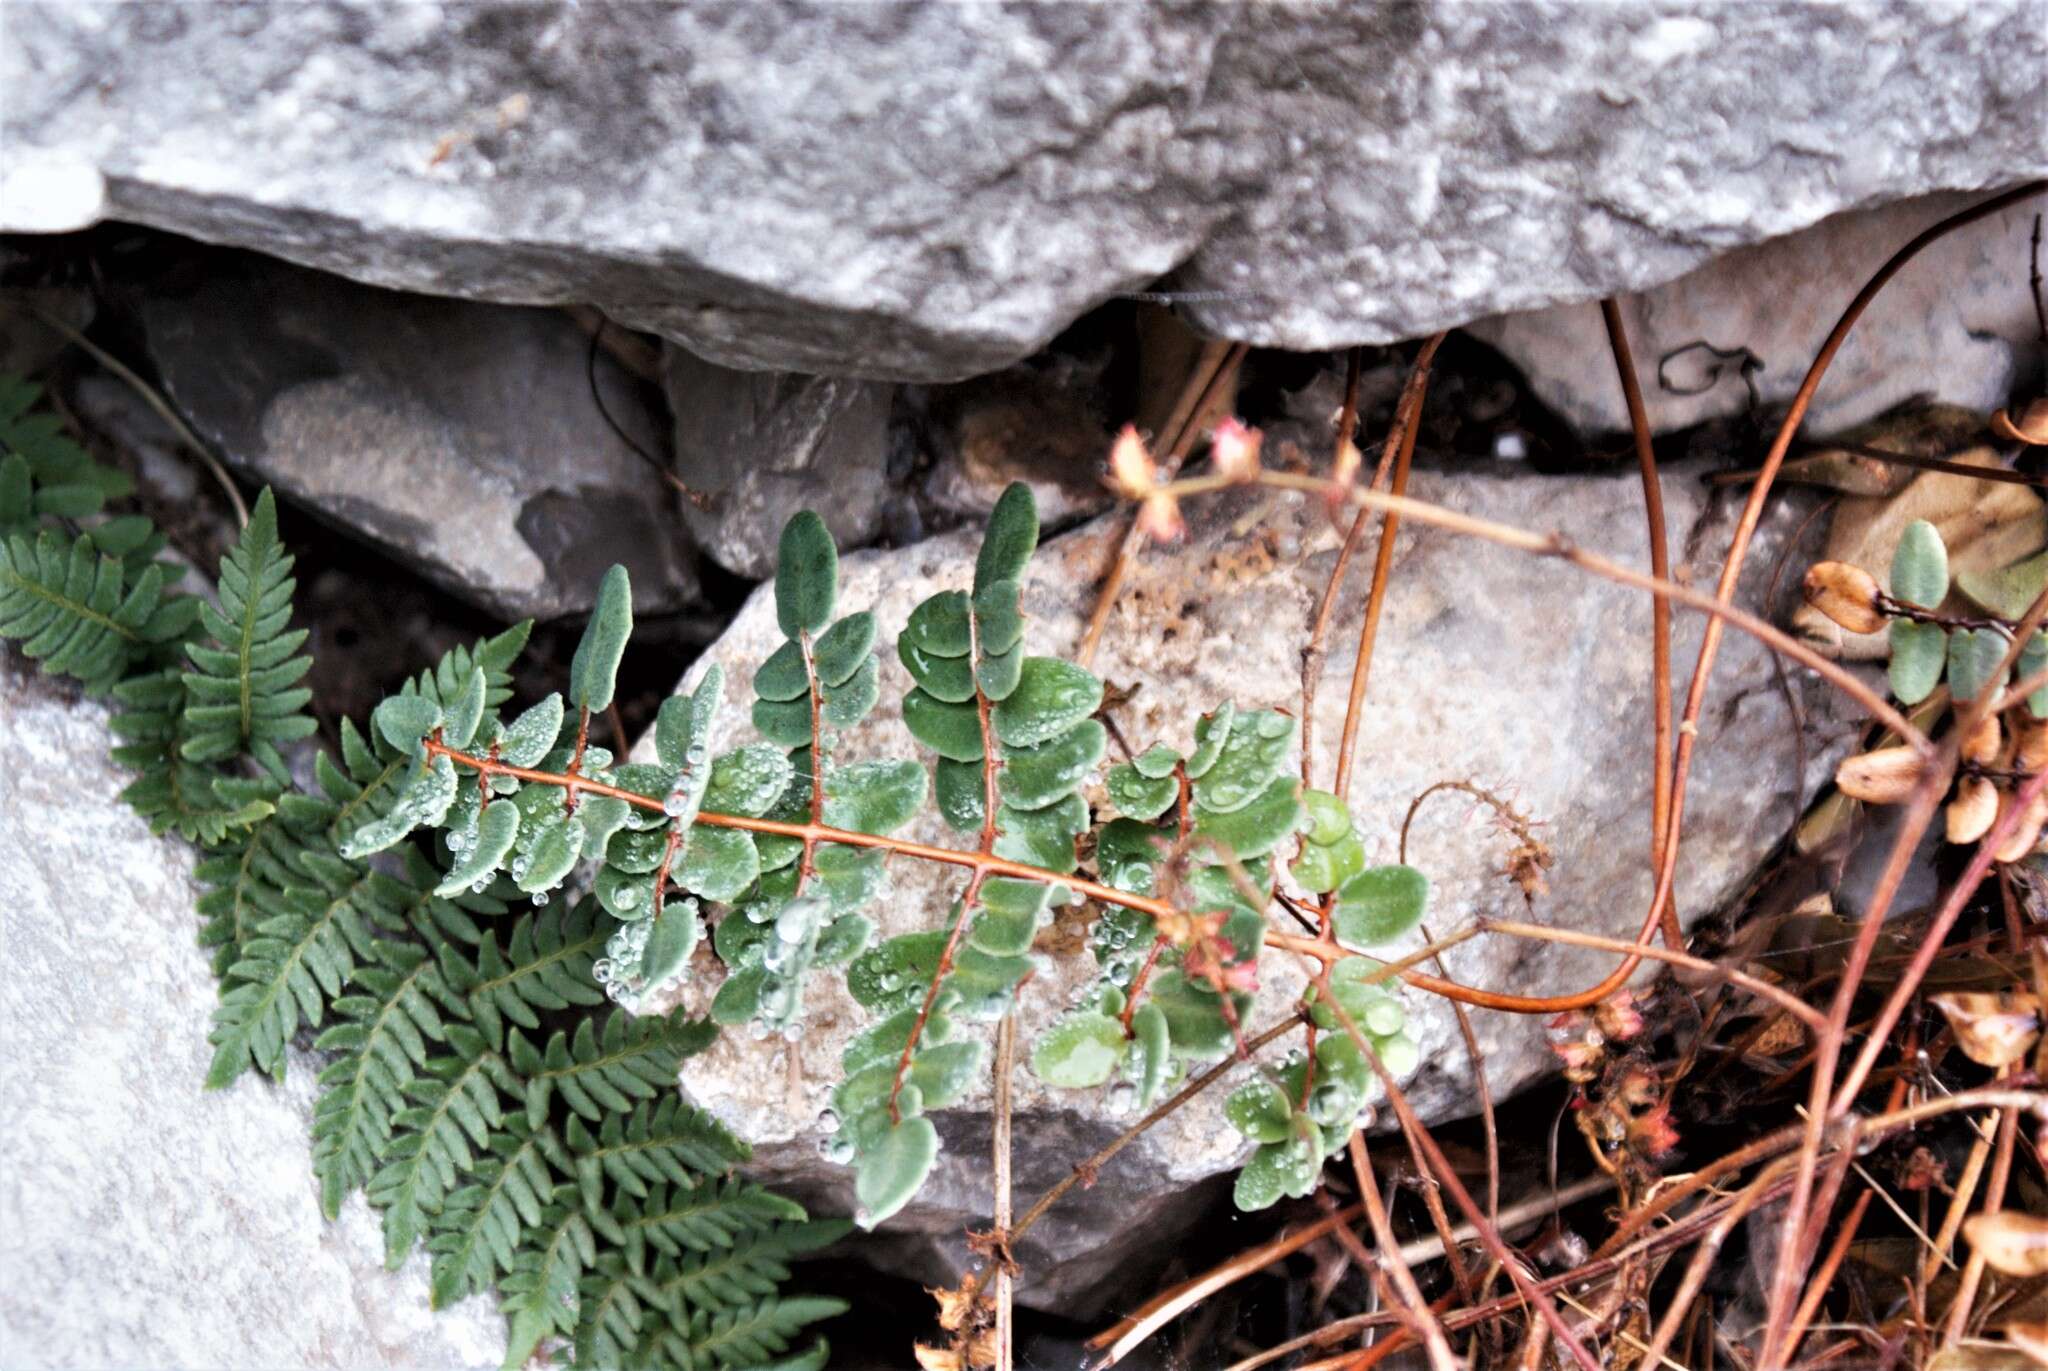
676 827 760 902
855 1115 939 1229
813 611 877 687
1131 1001 1170 1108
569 565 633 712
752 640 811 702
933 756 986 832
899 636 977 702
972 579 1026 657
1106 762 1178 822
776 511 838 639
1890 519 1950 609
992 657 1102 749
1193 775 1304 861
904 590 971 657
823 759 929 835
903 688 985 762
1225 1078 1295 1144
1185 701 1235 778
1030 1012 1128 1088
992 792 1088 873
1192 710 1295 814
1302 789 1352 846
373 693 442 757
516 811 586 893
435 798 521 895
1945 626 2008 702
1333 864 1429 950
499 692 565 767
442 666 488 751
974 482 1040 594
820 652 880 726
1887 619 1948 705
973 643 1024 702
999 719 1106 811
2021 632 2048 718
637 899 700 986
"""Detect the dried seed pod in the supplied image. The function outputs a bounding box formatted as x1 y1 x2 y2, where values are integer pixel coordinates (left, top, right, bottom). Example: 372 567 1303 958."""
2019 717 2048 773
1834 746 1926 804
1801 560 1886 635
1960 715 2001 767
2006 1321 2048 1366
1963 1209 2048 1277
1992 789 2048 863
1946 776 1999 845
1929 990 2041 1068
1991 395 2048 445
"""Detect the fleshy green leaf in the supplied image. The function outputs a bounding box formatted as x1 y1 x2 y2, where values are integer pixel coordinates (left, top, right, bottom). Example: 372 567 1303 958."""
1890 519 1949 609
992 657 1103 749
569 565 633 713
903 688 985 762
500 693 565 767
1106 762 1177 822
813 611 876 687
974 482 1039 594
435 799 521 895
1945 626 2008 702
1332 864 1429 950
1131 1001 1170 1107
776 512 838 638
1193 776 1304 861
1887 619 1948 705
1030 1012 1128 1087
1224 1078 1294 1143
855 1116 938 1229
998 719 1106 811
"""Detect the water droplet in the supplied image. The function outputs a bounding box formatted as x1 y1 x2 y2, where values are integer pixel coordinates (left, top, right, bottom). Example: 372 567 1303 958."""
818 1108 840 1135
663 791 688 817
1107 1081 1138 1116
748 1020 773 1041
532 891 549 906
613 885 641 912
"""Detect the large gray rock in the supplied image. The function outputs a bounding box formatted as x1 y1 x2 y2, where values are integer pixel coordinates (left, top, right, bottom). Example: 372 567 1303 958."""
5 3 2040 380
129 249 695 621
665 345 895 580
651 436 1866 1309
0 663 505 1370
1469 192 2048 438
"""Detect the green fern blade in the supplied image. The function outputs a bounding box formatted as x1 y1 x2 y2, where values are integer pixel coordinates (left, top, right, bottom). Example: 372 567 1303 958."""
427 1119 568 1309
497 1192 597 1369
366 1027 515 1268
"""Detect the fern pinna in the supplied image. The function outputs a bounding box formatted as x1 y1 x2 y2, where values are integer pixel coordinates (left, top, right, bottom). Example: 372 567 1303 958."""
1 377 845 1371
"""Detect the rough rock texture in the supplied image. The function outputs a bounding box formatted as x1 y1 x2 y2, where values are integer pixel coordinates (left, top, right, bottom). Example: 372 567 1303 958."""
665 345 895 580
0 663 505 1370
1470 192 2048 438
651 439 1866 1308
128 249 694 621
6 3 2040 379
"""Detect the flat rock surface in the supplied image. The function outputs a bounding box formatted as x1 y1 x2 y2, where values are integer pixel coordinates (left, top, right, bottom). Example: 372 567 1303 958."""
0 663 505 1370
6 3 2040 378
651 439 1868 1306
128 249 695 622
1470 192 2048 437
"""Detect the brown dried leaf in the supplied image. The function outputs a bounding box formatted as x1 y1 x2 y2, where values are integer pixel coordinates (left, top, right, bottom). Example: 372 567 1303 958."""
1803 560 1887 634
1993 790 2048 863
1948 777 2001 846
1835 746 1928 804
1964 1210 2048 1277
1930 990 2042 1068
914 1344 965 1371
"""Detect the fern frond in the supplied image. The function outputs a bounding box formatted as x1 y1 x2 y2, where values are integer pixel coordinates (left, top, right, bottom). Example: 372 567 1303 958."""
310 937 471 1218
630 1205 839 1319
204 869 383 1087
0 530 188 691
566 1098 748 1211
509 1009 718 1130
574 1253 667 1370
112 669 277 843
181 487 314 778
445 900 608 1042
664 1295 849 1371
610 1182 814 1278
366 1023 517 1267
0 375 134 533
427 1117 569 1309
498 1191 598 1369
